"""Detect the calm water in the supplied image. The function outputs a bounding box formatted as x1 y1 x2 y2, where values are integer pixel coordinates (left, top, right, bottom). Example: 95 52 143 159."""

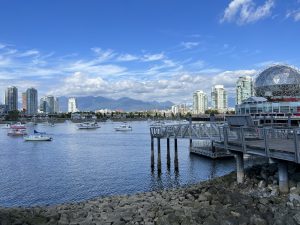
0 121 237 207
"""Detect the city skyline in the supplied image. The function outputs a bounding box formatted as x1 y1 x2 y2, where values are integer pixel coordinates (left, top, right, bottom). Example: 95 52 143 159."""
1 0 300 104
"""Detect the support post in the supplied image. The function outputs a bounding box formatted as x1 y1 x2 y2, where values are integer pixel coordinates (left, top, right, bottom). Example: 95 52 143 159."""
157 138 161 174
189 139 193 149
278 161 289 193
269 158 276 164
167 138 170 169
235 152 244 183
174 138 178 171
151 137 155 170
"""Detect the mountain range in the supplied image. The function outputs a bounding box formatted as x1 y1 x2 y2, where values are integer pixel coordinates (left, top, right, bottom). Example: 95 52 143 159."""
58 96 174 112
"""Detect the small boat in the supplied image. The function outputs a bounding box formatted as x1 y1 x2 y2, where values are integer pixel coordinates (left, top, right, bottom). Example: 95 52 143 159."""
77 122 100 129
150 121 165 127
2 123 11 129
114 124 132 131
24 135 52 141
10 122 26 130
24 130 52 141
7 129 27 136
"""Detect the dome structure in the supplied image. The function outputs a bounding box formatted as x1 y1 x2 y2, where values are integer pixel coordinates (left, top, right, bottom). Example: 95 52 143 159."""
255 65 300 98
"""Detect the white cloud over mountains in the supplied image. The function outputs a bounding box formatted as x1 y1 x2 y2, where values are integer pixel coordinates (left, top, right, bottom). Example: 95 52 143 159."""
221 0 275 25
0 42 260 104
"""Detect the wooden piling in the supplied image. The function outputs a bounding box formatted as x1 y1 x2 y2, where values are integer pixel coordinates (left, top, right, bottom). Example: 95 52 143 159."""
151 137 154 170
174 138 178 171
167 138 170 169
157 138 161 173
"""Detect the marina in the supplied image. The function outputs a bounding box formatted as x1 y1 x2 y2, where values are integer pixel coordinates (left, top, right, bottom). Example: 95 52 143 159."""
0 120 237 207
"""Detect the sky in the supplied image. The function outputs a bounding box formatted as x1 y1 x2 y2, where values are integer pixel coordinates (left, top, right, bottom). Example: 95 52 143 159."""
0 0 300 105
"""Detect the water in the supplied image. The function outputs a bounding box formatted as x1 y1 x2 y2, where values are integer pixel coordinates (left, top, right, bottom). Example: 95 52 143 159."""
0 121 236 207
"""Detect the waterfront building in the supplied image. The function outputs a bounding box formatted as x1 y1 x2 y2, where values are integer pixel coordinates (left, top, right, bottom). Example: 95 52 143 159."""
26 88 38 115
0 104 8 116
68 97 78 113
211 85 227 113
236 65 300 118
171 103 189 115
193 90 208 114
22 92 27 112
236 76 253 105
40 95 56 114
54 97 59 113
5 86 18 111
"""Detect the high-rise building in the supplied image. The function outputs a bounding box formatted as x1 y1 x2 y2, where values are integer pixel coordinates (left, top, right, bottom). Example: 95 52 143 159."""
236 76 253 105
68 97 78 113
171 103 188 115
54 97 59 113
5 86 18 111
26 88 38 115
40 95 54 113
211 85 227 113
193 90 208 114
22 92 27 112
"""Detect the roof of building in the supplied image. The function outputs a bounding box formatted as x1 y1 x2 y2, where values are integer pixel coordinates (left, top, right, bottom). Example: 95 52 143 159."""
255 65 300 87
242 96 267 104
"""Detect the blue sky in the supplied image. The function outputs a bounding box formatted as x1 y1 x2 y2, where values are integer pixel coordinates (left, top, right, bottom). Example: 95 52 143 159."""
0 0 300 105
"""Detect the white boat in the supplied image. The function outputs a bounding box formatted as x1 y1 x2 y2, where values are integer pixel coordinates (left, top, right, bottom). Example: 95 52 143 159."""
7 129 27 136
77 122 100 129
24 130 52 141
114 124 132 131
24 134 52 141
2 124 11 129
10 122 26 130
150 121 165 127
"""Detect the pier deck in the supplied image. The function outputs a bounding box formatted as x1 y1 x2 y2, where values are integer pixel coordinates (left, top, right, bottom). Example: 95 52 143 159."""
150 123 300 164
150 119 300 192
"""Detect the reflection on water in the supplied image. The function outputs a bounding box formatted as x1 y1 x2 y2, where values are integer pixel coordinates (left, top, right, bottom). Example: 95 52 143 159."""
0 121 237 207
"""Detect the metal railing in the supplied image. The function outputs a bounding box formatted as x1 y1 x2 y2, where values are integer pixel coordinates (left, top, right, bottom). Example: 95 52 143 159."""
223 126 300 163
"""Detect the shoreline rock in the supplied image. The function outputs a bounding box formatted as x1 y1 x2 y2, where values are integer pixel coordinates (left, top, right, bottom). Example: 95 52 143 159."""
1 163 300 225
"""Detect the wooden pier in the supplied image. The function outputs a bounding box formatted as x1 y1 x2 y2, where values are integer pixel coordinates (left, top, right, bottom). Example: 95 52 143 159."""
150 116 300 193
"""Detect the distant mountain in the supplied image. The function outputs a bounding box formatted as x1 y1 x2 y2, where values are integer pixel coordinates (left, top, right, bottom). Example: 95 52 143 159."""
58 96 174 112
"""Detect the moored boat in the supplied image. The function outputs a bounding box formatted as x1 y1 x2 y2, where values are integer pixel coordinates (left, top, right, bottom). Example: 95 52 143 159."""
2 123 11 129
24 130 52 141
24 135 52 141
150 121 165 127
7 129 27 136
114 124 132 131
77 122 100 129
10 122 26 130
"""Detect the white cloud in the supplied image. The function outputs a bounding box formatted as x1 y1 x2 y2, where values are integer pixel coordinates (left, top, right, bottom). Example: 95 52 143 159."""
181 42 199 49
66 60 127 76
48 68 259 104
221 0 275 25
142 53 165 62
286 9 300 21
116 54 139 61
18 49 40 57
90 47 115 62
0 43 6 49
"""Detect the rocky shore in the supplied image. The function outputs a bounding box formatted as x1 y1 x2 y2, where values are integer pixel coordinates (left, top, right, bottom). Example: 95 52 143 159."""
1 163 300 225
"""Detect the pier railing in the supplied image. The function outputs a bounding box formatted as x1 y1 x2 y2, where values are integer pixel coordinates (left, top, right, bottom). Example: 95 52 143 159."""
150 122 300 164
223 126 300 164
150 122 223 140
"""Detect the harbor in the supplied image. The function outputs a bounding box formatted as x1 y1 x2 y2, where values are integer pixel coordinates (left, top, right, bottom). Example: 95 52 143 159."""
0 120 238 207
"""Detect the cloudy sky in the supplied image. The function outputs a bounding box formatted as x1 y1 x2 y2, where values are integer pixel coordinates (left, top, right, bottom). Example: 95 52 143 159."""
0 0 300 105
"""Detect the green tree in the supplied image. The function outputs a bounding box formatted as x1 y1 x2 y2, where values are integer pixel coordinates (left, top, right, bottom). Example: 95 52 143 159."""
6 110 19 121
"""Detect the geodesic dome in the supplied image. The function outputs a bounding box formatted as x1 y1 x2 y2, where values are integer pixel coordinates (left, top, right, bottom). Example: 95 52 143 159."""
255 65 300 97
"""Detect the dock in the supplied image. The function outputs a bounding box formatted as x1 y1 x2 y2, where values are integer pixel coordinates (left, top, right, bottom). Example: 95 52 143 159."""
150 115 300 193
